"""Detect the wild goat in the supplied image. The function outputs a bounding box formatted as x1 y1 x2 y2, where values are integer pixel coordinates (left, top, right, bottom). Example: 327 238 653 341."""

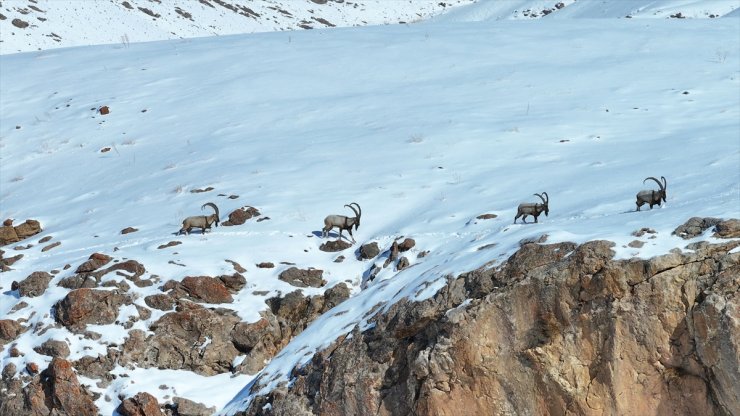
636 176 667 211
514 192 549 224
179 203 220 235
322 202 361 243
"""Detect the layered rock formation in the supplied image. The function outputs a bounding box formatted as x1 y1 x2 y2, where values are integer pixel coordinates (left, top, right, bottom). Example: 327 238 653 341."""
240 237 739 415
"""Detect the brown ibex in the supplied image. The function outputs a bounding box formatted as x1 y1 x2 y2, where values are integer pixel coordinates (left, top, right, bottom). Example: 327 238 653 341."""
322 202 361 243
179 203 220 235
514 192 549 224
636 176 667 211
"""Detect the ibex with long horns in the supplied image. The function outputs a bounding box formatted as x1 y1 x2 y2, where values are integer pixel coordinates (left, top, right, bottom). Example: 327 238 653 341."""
322 203 361 243
179 203 220 235
636 176 667 211
514 192 549 224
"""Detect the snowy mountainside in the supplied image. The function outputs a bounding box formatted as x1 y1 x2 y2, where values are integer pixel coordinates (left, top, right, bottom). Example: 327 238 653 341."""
1 4 740 416
0 0 474 54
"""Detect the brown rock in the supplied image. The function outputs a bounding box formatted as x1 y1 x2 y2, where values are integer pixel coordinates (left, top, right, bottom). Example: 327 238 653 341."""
145 294 176 311
226 259 247 273
44 357 98 415
172 397 215 416
11 18 29 29
256 262 275 269
33 339 71 358
0 319 25 345
319 240 352 252
118 392 164 416
398 238 416 252
2 219 12 227
14 219 42 239
180 276 233 303
358 242 380 260
219 273 246 292
673 217 721 239
75 252 113 273
99 106 110 115
25 362 39 374
713 219 740 238
54 288 129 331
222 206 261 226
0 225 20 245
397 256 410 270
476 213 498 220
14 271 53 297
41 241 61 252
628 240 645 248
38 235 52 243
158 241 181 249
121 227 139 234
278 267 326 288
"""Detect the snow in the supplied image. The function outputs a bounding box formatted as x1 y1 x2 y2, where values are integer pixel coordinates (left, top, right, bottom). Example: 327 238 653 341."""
1 1 739 414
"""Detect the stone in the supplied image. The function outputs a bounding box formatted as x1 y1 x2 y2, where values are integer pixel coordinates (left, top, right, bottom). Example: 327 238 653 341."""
75 253 113 273
278 267 326 288
179 276 233 303
145 294 176 311
673 217 721 239
118 392 164 416
358 242 380 260
713 219 740 238
33 339 70 358
121 227 139 234
172 397 215 416
54 288 129 331
319 240 352 252
14 271 53 297
222 206 260 226
0 319 25 346
398 238 416 252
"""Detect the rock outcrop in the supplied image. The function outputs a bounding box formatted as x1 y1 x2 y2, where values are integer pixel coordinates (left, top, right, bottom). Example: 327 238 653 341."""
239 237 740 416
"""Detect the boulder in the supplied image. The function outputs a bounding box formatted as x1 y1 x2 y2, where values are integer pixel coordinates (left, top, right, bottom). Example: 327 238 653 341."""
118 392 165 416
278 267 326 288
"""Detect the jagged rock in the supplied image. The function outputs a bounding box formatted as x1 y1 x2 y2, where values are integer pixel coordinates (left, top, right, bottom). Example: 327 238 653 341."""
358 242 380 260
319 240 352 252
632 227 657 237
397 256 410 270
673 217 722 239
398 238 416 252
1 219 42 246
43 358 98 415
239 224 739 416
257 262 275 269
121 227 139 234
278 267 326 288
0 226 19 245
223 206 261 226
219 273 247 292
118 392 165 416
171 397 215 416
476 213 498 220
1 362 16 380
145 294 176 311
226 259 247 273
0 319 25 346
166 276 233 303
131 303 241 375
13 271 53 297
33 339 70 358
75 252 113 273
54 288 130 331
713 218 740 238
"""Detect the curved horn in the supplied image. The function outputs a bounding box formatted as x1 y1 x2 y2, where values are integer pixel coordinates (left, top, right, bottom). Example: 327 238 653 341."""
661 176 667 189
344 203 360 218
643 177 663 190
201 202 219 218
350 202 361 218
534 193 546 204
542 192 549 203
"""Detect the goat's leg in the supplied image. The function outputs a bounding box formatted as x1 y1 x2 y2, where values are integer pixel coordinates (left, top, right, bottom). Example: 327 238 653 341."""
348 229 355 244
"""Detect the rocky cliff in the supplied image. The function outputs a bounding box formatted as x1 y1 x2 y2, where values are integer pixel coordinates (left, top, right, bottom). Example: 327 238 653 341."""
239 230 739 415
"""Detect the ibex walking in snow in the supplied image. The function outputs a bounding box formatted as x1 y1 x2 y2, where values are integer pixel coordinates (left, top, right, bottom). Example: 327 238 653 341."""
179 203 220 235
514 192 549 224
322 203 361 243
636 176 667 211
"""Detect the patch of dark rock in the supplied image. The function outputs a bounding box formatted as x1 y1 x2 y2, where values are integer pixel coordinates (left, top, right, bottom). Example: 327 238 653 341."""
118 392 164 416
256 262 274 269
628 240 645 248
12 18 29 28
476 213 498 220
33 339 70 358
312 16 335 27
673 217 722 239
54 288 131 331
256 216 270 222
358 242 380 260
632 227 657 237
0 319 26 345
137 6 160 18
397 256 410 271
398 238 416 252
713 219 740 238
278 267 326 288
121 227 138 234
76 252 113 273
334 255 345 263
13 271 52 297
226 259 247 273
158 241 182 249
219 273 246 292
320 240 352 252
477 243 498 251
1 219 42 246
38 235 52 243
223 206 261 226
190 186 214 193
170 397 215 416
41 242 61 252
145 294 176 311
519 234 549 246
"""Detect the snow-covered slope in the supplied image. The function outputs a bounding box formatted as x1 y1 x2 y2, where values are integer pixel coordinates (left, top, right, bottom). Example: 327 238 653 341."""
1 1 739 415
0 0 474 54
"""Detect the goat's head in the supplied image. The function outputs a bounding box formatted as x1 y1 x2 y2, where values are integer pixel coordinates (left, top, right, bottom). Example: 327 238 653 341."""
201 202 220 227
535 192 549 216
345 202 362 230
643 177 667 203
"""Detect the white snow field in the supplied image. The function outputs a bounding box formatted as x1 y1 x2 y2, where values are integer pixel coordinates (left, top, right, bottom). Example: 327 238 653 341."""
0 0 474 54
1 1 739 415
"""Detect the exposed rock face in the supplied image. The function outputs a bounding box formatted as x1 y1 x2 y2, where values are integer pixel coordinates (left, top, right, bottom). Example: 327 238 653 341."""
673 217 722 239
0 219 42 246
54 288 130 331
0 357 98 415
239 238 740 416
0 319 25 346
33 339 71 358
223 206 261 226
12 271 53 297
358 242 380 260
118 392 165 416
278 267 326 288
